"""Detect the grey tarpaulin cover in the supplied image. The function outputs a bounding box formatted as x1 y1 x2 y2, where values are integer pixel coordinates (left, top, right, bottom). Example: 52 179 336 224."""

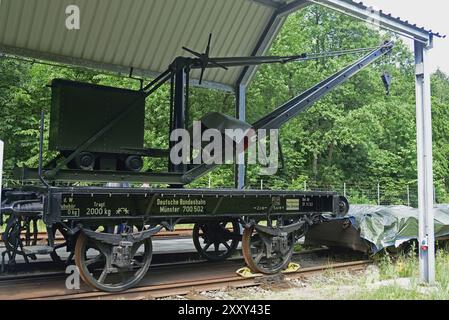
305 204 449 254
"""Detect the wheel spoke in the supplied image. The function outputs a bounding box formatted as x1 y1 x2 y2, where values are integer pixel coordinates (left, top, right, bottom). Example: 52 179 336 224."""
54 242 67 250
132 260 144 268
131 243 141 257
254 252 264 264
251 240 263 249
202 242 212 252
85 254 103 267
222 242 231 250
98 268 108 284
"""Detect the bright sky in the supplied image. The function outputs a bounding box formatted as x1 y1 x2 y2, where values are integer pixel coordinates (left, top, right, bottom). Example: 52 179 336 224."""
360 0 449 74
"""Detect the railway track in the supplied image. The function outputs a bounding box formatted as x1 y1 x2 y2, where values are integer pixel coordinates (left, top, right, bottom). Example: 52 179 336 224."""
0 249 369 300
36 260 371 300
57 260 371 300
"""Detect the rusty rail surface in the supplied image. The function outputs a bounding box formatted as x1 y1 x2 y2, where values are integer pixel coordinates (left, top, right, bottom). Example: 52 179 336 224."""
23 260 370 300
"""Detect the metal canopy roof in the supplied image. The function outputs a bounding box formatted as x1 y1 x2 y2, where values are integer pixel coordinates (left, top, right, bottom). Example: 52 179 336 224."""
0 0 439 91
312 0 444 42
0 0 302 91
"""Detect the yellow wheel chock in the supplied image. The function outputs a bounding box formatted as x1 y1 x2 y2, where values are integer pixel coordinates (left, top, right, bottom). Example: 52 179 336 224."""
236 263 301 278
282 262 301 273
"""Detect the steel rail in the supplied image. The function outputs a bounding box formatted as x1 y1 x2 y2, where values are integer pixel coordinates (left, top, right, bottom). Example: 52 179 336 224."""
29 260 370 300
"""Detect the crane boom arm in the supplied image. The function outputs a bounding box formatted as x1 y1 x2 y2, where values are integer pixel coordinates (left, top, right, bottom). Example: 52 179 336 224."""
254 41 394 130
182 41 394 183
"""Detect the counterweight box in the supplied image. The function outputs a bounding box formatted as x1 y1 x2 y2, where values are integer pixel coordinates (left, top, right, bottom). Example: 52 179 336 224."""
49 79 145 154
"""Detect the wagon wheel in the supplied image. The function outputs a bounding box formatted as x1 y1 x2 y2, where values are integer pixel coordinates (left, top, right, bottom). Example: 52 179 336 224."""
338 196 350 217
2 215 27 266
50 223 73 264
2 215 39 265
242 224 295 274
193 219 241 262
75 232 153 292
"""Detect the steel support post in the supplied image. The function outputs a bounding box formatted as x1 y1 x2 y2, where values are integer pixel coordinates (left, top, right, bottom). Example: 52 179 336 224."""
235 84 246 189
415 39 435 285
169 68 188 174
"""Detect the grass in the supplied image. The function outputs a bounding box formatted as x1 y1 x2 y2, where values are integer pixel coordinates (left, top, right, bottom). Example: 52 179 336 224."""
294 243 303 253
349 245 449 300
0 217 47 233
293 243 449 300
375 245 419 280
355 286 432 300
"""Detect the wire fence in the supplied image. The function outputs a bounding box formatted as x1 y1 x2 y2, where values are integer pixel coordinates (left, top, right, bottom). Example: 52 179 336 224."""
246 180 422 207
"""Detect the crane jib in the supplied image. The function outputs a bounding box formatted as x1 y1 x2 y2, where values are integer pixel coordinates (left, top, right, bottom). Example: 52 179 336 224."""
183 42 394 183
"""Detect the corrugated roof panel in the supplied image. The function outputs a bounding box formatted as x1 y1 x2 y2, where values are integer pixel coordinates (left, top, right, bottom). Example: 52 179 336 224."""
94 0 122 62
213 0 270 84
82 1 111 60
50 1 74 55
0 0 281 86
101 0 131 63
349 0 444 38
132 0 171 70
215 4 272 84
15 1 35 48
149 0 181 71
0 0 440 88
40 1 64 52
124 1 156 68
0 1 9 40
192 0 255 83
2 0 23 45
322 0 446 38
160 0 207 70
200 1 239 81
114 0 148 66
151 0 189 70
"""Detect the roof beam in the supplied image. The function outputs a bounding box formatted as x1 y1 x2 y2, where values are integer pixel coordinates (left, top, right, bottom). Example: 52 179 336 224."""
310 0 431 43
278 0 310 16
237 0 310 86
0 44 234 92
236 12 284 86
250 0 284 9
238 0 435 87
